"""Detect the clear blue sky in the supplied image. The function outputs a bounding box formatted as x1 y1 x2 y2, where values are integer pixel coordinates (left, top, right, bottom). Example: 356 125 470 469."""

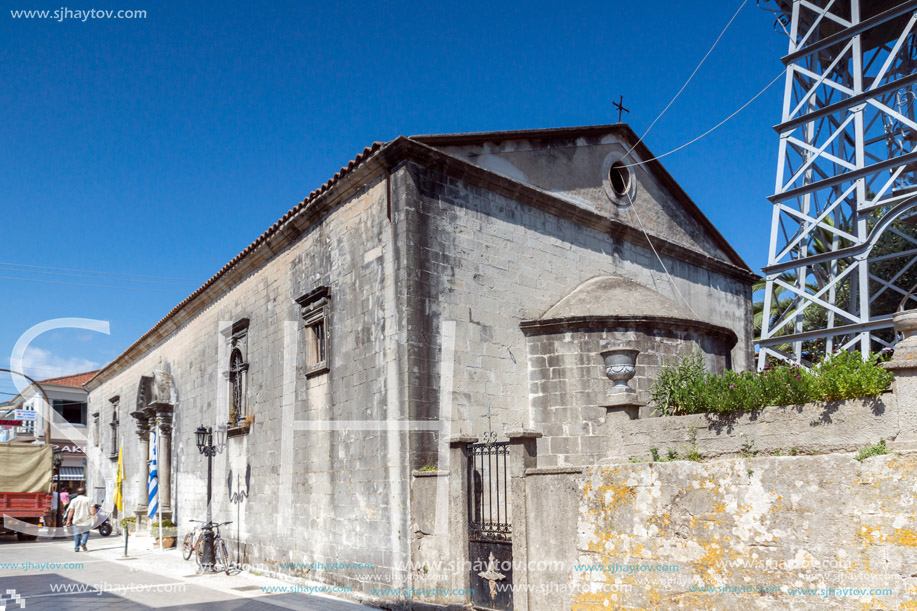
0 0 790 392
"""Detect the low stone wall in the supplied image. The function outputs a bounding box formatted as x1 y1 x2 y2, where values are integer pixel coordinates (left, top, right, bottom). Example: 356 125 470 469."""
518 450 917 610
606 393 898 462
570 452 917 610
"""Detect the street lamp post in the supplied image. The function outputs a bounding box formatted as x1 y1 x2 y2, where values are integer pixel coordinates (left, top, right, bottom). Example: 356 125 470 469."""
51 448 62 528
194 424 226 571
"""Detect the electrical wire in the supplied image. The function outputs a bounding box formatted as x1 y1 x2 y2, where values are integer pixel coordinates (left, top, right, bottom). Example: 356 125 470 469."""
625 188 704 320
0 264 196 286
0 274 188 293
621 0 750 161
423 66 786 169
620 68 786 169
610 0 755 321
0 261 197 282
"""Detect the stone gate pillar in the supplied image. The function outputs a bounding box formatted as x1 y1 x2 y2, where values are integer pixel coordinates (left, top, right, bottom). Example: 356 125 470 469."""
448 435 477 596
884 310 917 449
506 429 541 611
130 410 151 523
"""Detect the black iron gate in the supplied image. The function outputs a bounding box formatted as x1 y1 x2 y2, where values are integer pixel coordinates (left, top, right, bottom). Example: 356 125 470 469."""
466 440 512 611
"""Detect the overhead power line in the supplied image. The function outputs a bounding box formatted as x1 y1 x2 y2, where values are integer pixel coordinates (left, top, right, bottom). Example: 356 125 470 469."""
0 274 188 293
0 264 195 286
620 68 787 169
0 261 197 283
622 0 750 160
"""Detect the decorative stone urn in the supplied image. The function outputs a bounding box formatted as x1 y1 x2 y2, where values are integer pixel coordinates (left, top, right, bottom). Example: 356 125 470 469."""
600 348 640 394
599 348 644 412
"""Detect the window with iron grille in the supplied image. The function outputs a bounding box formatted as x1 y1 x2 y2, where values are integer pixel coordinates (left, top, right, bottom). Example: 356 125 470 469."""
225 317 250 433
109 396 119 460
296 286 330 377
229 348 247 428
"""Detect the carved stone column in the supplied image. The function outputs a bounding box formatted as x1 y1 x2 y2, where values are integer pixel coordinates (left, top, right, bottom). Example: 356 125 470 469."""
130 410 151 523
153 404 174 520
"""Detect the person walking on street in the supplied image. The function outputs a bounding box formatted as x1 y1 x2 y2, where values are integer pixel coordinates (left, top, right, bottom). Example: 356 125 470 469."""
49 484 59 528
65 487 93 552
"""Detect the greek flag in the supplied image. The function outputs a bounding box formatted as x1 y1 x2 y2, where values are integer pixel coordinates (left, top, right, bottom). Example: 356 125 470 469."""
147 430 159 520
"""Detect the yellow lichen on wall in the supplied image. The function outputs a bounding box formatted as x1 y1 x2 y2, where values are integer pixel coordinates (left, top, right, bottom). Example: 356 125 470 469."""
570 454 917 610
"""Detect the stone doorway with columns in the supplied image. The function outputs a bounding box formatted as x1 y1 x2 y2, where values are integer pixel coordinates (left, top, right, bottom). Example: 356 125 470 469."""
129 365 174 526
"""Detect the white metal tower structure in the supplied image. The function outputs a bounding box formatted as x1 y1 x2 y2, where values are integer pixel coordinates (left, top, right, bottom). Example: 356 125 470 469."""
758 0 917 367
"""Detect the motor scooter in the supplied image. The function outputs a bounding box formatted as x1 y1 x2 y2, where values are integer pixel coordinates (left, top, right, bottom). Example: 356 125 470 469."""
91 505 113 537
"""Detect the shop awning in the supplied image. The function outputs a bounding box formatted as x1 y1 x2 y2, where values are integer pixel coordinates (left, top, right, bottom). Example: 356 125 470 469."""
58 467 85 481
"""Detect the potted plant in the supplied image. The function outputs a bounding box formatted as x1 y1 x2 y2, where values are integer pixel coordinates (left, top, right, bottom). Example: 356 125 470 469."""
151 518 177 548
119 516 136 532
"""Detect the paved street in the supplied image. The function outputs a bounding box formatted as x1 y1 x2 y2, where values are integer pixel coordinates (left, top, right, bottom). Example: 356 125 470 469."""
0 532 375 610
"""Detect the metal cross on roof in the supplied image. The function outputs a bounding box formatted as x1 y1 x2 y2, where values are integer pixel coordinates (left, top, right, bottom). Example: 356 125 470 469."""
613 95 630 123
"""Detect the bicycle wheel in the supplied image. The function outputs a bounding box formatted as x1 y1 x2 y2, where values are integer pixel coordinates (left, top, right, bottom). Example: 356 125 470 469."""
182 531 195 560
216 538 230 573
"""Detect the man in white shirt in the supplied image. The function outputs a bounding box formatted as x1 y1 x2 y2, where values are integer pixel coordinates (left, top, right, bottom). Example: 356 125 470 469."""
65 487 93 552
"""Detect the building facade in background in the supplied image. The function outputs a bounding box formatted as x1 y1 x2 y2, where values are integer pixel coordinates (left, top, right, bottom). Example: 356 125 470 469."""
2 371 96 493
83 124 755 599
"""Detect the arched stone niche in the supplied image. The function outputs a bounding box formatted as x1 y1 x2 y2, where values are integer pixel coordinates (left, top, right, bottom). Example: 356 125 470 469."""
520 277 737 424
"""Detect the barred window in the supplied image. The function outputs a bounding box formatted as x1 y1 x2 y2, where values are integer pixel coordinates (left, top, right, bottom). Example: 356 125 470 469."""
229 349 247 428
109 396 119 460
225 317 250 433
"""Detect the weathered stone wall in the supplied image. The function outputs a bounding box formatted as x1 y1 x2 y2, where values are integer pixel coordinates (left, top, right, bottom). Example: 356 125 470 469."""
85 171 413 597
516 450 917 611
525 326 734 466
516 371 917 611
410 470 464 606
607 394 899 463
403 161 753 464
426 136 734 263
570 453 917 610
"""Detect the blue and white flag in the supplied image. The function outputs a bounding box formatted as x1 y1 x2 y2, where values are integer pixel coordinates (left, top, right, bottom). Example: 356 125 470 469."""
147 430 159 521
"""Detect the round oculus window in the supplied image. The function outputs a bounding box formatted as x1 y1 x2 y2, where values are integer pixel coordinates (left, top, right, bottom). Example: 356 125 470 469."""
609 161 631 198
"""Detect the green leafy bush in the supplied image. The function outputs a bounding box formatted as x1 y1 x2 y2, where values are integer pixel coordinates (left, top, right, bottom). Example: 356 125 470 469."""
650 350 892 416
811 350 893 401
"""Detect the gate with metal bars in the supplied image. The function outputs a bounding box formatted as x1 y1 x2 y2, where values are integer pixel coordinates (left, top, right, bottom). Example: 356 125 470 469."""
466 440 513 611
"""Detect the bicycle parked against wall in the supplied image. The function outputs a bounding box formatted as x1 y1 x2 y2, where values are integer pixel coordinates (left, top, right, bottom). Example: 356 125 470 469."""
194 521 233 574
182 519 204 561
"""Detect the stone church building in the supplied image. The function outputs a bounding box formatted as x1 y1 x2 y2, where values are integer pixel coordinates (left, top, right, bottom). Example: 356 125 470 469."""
84 124 755 603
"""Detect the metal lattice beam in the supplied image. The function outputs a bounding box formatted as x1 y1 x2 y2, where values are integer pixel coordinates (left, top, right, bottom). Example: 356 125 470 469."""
758 0 917 367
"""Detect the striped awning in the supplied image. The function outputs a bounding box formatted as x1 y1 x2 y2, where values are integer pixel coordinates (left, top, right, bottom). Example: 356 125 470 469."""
58 467 85 481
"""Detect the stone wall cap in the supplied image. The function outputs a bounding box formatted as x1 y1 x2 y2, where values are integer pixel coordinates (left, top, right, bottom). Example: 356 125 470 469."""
448 435 479 445
524 466 585 476
603 396 646 410
506 429 543 439
894 309 917 324
412 469 450 477
883 357 917 371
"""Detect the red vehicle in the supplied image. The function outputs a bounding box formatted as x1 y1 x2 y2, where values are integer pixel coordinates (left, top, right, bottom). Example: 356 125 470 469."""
0 443 53 541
